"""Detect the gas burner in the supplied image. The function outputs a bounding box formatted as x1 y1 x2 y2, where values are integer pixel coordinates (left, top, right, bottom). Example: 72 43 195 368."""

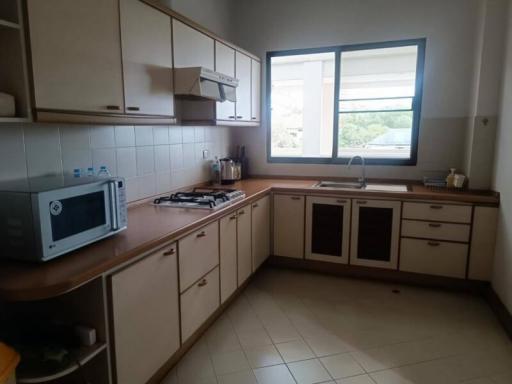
153 188 245 210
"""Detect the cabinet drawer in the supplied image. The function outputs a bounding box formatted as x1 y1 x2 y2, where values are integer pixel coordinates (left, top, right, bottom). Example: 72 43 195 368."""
402 202 472 223
181 267 220 341
400 238 468 278
179 222 219 292
401 220 470 242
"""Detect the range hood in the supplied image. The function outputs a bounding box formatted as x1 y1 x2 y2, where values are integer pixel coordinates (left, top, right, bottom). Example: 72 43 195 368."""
174 67 239 102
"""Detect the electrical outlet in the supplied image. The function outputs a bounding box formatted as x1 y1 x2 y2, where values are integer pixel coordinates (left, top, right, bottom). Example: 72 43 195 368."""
202 149 210 159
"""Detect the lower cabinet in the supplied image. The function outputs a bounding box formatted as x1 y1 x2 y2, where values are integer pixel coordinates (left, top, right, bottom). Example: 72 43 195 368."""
305 196 350 264
237 204 253 285
220 212 238 304
110 243 180 384
400 239 468 278
273 194 305 259
252 195 271 270
350 199 401 269
181 266 220 341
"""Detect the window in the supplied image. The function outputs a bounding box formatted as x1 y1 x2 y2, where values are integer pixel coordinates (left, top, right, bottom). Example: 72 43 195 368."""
267 39 425 165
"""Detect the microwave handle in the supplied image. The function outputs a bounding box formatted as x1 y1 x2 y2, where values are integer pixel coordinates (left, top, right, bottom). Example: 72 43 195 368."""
108 180 120 231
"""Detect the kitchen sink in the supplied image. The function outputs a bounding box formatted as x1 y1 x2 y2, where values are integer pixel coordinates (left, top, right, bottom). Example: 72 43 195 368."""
314 181 408 192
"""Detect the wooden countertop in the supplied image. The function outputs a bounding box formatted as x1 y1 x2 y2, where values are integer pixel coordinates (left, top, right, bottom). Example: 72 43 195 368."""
0 178 499 302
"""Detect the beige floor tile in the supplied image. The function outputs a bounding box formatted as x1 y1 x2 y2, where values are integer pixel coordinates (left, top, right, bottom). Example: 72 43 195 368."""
369 358 458 384
304 334 354 357
211 350 250 375
461 378 495 384
287 359 332 384
276 340 316 363
236 327 273 348
244 344 284 368
253 364 296 384
217 370 257 384
491 370 512 384
320 353 365 379
336 374 376 384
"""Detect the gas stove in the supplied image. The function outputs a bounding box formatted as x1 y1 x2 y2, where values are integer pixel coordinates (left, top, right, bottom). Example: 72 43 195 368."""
153 188 246 210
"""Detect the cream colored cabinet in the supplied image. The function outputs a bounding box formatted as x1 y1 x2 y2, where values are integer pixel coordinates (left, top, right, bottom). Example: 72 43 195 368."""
220 212 238 304
273 194 305 259
111 243 180 384
305 196 350 264
172 19 214 70
120 0 174 116
252 195 271 270
237 204 252 285
469 207 498 281
178 222 219 292
402 202 472 223
350 199 401 269
27 0 124 113
235 52 252 122
216 41 236 121
181 267 220 341
251 59 261 122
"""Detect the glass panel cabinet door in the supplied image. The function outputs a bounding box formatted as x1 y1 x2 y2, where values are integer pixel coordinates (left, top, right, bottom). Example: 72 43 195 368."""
305 196 351 264
350 199 401 269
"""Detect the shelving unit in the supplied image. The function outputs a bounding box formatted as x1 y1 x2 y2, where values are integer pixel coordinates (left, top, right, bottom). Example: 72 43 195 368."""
0 0 31 122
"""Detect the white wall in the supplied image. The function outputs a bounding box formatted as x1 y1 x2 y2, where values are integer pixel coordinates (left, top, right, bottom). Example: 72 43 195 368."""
492 1 512 313
230 0 503 181
158 0 234 40
0 124 231 202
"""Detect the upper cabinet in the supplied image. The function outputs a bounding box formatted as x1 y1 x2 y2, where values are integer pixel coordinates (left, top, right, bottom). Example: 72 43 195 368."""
235 52 252 122
172 19 214 70
251 60 261 122
215 41 236 121
120 0 174 116
27 0 125 114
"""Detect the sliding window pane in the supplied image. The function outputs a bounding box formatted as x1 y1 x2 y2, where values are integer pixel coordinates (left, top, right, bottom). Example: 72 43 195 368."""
270 52 335 158
338 45 418 159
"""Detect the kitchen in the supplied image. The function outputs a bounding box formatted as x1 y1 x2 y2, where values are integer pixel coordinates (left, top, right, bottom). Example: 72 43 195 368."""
0 0 512 383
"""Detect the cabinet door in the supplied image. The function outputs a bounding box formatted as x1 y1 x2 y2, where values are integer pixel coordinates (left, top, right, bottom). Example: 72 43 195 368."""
252 195 270 270
251 59 261 122
305 196 350 264
120 0 174 116
235 52 252 121
350 199 401 269
181 267 220 341
237 204 252 285
172 19 214 70
111 244 180 384
220 213 238 304
274 194 305 259
27 0 124 113
216 42 236 121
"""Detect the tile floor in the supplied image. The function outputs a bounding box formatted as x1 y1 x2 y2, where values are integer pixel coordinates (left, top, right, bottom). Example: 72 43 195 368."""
161 268 512 384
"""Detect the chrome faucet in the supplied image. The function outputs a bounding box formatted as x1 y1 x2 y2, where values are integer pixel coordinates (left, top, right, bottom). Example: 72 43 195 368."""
347 155 366 187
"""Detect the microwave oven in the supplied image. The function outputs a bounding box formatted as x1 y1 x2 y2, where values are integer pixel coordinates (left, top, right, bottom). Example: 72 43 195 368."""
0 176 127 262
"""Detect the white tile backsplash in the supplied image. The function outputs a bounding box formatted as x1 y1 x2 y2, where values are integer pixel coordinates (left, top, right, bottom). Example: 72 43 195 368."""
0 123 232 202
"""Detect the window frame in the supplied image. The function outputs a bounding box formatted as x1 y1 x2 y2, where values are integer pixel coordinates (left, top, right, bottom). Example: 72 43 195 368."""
266 38 426 166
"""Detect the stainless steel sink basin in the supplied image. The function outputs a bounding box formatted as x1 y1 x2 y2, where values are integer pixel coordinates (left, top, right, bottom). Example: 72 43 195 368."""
314 181 408 192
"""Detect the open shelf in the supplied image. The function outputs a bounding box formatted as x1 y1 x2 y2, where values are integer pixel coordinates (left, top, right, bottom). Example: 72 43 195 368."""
16 343 107 384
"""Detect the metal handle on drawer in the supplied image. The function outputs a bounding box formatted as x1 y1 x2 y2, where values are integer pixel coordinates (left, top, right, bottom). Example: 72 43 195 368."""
196 231 206 238
430 205 443 210
230 214 237 220
163 248 176 256
237 115 243 119
337 199 347 204
197 279 208 287
427 241 440 247
252 204 258 208
106 105 121 111
127 106 140 111
228 116 235 119
428 223 442 228
356 200 367 205
239 210 245 215
291 196 301 200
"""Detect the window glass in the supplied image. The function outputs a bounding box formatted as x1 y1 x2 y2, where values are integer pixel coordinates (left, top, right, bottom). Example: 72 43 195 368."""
338 46 419 159
270 52 335 158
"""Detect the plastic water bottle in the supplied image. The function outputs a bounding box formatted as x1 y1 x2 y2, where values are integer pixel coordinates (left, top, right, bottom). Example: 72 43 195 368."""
73 168 81 178
97 166 112 178
86 167 95 177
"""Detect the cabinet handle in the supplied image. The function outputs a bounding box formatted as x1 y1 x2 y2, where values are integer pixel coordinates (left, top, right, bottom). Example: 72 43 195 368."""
291 196 301 200
163 248 176 256
337 199 347 204
238 210 245 215
230 215 237 220
127 106 140 111
428 223 442 228
106 105 121 111
251 117 257 120
356 200 367 205
237 116 243 119
252 203 258 208
427 241 440 247
430 205 443 210
228 116 235 119
196 231 206 238
197 279 208 287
